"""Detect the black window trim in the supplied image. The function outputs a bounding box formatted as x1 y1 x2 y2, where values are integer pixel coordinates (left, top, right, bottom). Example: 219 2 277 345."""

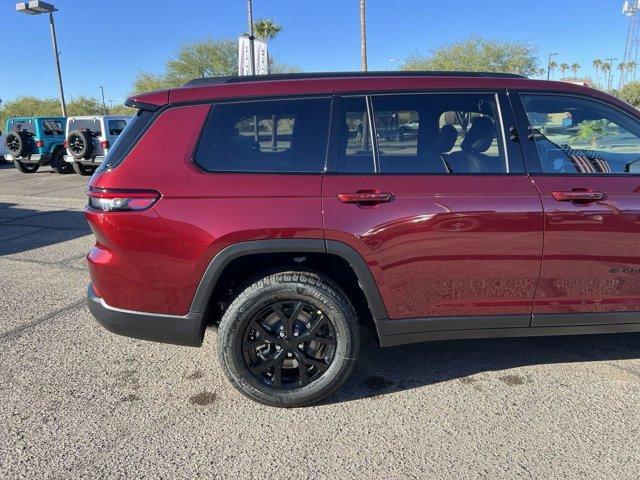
509 90 640 177
327 89 524 176
190 95 334 176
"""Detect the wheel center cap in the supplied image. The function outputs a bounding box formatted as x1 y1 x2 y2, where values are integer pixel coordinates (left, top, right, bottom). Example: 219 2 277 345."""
282 339 297 350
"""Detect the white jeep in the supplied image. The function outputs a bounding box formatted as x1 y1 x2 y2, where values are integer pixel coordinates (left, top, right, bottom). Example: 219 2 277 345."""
64 115 131 175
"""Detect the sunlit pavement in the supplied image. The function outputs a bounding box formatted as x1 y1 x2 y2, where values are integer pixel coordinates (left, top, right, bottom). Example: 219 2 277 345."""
1 162 639 479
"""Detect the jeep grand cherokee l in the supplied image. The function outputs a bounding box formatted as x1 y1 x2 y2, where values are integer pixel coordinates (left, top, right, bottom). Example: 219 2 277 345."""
86 72 640 407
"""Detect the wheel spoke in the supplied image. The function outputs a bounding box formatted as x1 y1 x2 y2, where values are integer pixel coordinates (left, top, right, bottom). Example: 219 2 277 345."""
242 339 268 351
295 351 329 372
249 350 284 374
271 354 286 388
294 351 311 387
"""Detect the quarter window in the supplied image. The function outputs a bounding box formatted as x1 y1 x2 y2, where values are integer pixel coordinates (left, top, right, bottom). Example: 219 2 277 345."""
521 94 640 174
194 97 331 173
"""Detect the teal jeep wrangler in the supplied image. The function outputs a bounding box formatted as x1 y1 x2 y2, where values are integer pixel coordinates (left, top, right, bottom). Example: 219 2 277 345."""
3 117 71 174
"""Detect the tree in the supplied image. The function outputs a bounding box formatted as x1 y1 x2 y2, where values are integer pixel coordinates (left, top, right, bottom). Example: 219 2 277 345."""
402 36 540 77
575 119 616 149
571 63 581 78
593 58 603 87
549 60 558 79
628 61 638 81
254 19 282 40
560 63 569 78
619 81 640 108
0 96 59 130
602 62 611 90
67 96 104 117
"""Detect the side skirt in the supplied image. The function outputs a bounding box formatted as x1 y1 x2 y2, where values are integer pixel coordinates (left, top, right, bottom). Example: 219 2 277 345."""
377 313 640 348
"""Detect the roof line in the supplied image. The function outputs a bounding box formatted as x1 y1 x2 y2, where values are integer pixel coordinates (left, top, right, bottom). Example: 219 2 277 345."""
183 71 526 87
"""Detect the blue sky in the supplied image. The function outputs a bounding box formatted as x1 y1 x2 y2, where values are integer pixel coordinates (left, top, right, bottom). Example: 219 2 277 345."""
0 0 630 105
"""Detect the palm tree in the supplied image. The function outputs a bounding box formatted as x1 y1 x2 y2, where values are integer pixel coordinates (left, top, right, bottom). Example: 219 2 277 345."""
593 58 603 86
618 62 627 89
560 63 569 78
628 60 638 81
254 19 282 41
538 68 546 78
549 60 558 79
571 63 581 78
602 62 611 91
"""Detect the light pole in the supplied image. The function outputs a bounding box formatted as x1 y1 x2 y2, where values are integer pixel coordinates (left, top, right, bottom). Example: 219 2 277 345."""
546 52 559 80
16 1 67 116
360 0 367 72
246 0 256 76
99 86 107 114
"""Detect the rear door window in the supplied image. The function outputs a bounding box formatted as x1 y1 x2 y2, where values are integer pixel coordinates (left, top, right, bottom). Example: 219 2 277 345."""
108 119 128 136
194 97 331 173
41 120 64 136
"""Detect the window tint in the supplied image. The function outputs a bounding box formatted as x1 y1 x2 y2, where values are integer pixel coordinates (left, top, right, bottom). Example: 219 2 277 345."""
521 94 640 174
68 118 101 136
337 97 375 173
365 93 506 174
42 120 63 136
194 98 331 173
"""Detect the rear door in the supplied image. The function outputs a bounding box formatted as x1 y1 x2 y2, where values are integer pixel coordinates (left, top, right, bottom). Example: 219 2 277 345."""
512 92 640 324
322 92 544 326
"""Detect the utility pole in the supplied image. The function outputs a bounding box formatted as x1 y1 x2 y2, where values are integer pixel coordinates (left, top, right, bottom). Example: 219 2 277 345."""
246 0 256 75
360 0 367 71
99 86 107 114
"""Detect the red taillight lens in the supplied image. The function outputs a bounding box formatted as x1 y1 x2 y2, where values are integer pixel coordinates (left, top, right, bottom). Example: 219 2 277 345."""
87 187 160 212
100 140 110 149
35 139 44 148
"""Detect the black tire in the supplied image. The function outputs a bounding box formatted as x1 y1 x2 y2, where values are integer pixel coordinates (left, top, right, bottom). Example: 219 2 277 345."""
13 160 39 173
5 131 29 157
218 271 360 407
50 149 73 174
72 162 96 176
67 130 94 159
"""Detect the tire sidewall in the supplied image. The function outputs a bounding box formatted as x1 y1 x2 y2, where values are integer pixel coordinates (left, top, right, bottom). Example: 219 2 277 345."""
219 276 359 407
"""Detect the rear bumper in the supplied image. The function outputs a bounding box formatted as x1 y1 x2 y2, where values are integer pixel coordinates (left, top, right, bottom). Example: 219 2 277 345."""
64 155 106 165
4 154 50 164
86 284 204 347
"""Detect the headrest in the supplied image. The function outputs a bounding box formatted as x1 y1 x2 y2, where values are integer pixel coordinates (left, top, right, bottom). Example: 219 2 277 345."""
461 116 495 153
432 124 458 153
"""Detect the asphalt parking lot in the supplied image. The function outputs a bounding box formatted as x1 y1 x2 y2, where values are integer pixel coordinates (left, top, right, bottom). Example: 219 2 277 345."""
1 163 639 479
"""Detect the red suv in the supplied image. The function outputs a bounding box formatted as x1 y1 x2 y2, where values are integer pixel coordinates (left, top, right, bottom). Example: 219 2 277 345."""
86 72 640 407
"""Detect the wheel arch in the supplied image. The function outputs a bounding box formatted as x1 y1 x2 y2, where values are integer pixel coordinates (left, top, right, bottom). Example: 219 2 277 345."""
190 239 388 329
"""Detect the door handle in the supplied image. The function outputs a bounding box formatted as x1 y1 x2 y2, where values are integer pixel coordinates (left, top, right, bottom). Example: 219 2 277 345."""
337 190 393 205
552 190 605 202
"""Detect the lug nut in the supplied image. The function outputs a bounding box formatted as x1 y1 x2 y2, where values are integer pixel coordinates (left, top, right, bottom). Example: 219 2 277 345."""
279 331 285 338
287 352 293 358
293 331 299 337
275 345 282 351
298 343 304 349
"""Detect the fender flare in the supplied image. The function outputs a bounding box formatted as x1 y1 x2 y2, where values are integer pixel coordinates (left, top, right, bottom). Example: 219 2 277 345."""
189 239 388 322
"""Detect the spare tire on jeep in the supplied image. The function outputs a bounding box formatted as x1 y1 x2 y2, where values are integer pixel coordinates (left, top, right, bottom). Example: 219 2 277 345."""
67 130 94 159
5 131 30 157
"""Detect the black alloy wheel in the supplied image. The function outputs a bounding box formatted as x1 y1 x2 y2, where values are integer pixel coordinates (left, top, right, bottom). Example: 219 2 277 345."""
242 301 337 389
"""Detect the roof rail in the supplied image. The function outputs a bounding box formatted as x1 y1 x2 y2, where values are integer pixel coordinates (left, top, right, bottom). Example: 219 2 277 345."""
183 71 526 87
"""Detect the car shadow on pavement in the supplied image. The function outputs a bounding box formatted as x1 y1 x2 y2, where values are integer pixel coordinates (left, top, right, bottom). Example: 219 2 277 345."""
332 328 640 404
0 202 90 256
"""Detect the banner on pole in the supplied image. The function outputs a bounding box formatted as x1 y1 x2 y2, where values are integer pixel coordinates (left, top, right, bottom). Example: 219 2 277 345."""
238 36 269 76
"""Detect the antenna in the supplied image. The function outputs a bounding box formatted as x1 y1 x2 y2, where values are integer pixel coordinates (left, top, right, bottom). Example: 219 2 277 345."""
620 0 640 88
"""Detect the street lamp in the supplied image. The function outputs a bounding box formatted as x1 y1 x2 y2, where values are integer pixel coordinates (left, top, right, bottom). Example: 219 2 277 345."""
16 1 67 116
546 52 559 81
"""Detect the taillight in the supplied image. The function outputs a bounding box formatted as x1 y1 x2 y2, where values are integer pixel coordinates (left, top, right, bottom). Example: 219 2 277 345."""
87 187 160 212
100 140 110 149
35 139 44 148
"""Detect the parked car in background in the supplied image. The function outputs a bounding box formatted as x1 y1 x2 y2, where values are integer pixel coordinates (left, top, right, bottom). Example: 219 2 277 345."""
3 117 69 173
85 72 640 407
0 130 8 162
64 115 131 175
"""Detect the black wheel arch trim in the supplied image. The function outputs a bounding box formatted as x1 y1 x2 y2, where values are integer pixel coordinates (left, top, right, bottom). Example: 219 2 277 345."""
189 239 389 323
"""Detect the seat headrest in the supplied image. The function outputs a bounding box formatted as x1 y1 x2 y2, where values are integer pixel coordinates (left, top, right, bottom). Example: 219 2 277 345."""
461 116 495 153
432 124 458 153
